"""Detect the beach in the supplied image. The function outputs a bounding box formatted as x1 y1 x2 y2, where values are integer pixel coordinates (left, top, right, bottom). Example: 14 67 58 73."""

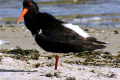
0 24 120 80
0 24 120 55
0 0 120 80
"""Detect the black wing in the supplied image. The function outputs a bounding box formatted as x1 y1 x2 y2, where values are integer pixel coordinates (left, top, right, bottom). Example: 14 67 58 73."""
37 12 85 41
35 13 105 52
35 33 105 53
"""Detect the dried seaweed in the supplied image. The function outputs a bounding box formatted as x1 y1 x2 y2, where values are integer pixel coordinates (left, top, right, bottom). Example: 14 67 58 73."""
0 46 40 61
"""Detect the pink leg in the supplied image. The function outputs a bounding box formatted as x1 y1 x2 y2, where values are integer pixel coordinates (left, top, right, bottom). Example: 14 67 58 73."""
54 55 59 70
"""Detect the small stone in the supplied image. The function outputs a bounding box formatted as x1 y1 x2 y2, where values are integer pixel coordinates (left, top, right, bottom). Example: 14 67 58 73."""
46 63 54 67
117 54 120 57
90 70 95 73
107 72 116 78
46 73 53 77
34 63 40 68
27 62 30 64
66 77 76 80
84 28 89 32
114 30 119 34
0 25 2 28
48 56 52 59
54 72 60 77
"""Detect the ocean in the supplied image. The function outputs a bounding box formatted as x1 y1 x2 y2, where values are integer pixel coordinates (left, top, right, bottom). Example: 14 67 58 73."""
0 0 120 27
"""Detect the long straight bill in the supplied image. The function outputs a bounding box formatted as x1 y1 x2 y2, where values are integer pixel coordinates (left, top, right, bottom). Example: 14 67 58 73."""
17 8 28 24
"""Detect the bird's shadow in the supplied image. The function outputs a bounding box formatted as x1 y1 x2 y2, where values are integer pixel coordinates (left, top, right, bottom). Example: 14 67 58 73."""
0 69 37 72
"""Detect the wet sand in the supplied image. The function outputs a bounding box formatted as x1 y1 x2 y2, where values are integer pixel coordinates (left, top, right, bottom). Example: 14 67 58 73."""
0 24 120 80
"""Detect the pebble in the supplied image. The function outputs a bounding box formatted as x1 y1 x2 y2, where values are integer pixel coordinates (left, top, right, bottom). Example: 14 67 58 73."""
66 77 76 80
54 72 61 78
34 63 40 68
46 73 53 77
114 30 119 34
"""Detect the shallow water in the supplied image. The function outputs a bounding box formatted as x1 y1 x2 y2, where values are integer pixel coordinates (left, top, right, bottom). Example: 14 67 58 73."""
0 0 120 27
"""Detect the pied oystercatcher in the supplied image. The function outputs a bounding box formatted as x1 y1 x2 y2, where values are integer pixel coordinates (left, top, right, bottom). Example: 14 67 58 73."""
17 0 106 70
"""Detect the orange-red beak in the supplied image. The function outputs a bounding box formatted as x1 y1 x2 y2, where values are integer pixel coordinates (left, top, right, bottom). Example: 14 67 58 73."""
17 8 28 24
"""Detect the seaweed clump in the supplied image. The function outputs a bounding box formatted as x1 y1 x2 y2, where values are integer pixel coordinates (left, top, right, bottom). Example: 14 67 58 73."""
64 51 120 68
0 46 40 61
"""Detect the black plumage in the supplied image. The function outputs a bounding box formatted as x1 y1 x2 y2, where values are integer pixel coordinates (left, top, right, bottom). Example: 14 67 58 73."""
17 0 106 53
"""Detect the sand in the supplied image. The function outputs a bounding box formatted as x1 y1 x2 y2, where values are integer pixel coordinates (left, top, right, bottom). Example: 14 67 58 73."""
0 24 120 80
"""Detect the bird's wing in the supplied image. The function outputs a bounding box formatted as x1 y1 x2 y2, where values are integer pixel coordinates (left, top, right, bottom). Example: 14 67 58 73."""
36 33 105 52
40 23 86 41
37 12 90 42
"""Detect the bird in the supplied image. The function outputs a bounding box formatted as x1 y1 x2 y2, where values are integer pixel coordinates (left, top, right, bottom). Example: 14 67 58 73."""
17 0 106 70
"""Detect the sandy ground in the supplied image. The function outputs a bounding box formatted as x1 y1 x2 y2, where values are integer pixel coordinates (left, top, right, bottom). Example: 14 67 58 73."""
0 24 120 80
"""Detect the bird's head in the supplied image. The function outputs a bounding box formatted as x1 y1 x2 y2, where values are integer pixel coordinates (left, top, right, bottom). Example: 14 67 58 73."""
17 0 39 24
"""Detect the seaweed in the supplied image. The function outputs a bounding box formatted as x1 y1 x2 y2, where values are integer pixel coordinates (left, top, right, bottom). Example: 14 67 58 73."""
64 51 120 68
0 46 40 61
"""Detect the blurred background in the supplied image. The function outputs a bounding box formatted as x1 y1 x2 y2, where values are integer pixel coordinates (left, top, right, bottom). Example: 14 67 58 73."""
0 0 120 28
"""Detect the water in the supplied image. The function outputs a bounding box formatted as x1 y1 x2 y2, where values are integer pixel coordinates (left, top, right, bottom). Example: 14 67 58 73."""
0 0 120 27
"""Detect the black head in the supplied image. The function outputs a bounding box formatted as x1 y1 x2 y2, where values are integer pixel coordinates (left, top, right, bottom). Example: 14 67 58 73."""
23 0 39 12
23 0 34 7
17 0 39 24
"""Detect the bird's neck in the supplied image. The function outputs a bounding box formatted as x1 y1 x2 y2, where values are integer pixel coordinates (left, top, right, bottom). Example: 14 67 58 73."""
25 11 39 20
24 11 40 35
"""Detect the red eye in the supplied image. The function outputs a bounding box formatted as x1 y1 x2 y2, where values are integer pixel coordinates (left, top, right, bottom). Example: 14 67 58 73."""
29 3 32 6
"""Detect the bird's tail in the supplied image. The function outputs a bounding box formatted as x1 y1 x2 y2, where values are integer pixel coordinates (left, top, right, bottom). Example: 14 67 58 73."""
83 44 106 51
94 41 107 44
95 45 106 49
86 37 107 44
